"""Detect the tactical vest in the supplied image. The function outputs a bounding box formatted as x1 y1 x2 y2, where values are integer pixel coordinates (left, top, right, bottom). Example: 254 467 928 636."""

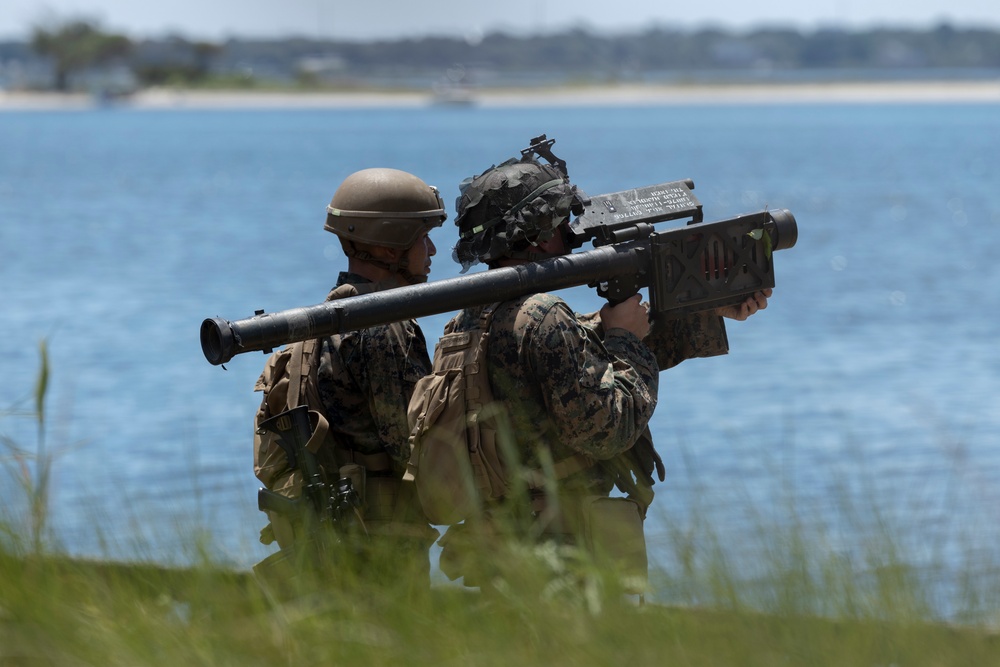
405 303 594 526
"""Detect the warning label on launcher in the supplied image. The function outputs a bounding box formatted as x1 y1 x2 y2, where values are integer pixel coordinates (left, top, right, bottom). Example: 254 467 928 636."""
601 185 698 222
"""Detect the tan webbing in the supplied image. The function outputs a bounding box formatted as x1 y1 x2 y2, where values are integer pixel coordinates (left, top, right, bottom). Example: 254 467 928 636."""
281 337 332 456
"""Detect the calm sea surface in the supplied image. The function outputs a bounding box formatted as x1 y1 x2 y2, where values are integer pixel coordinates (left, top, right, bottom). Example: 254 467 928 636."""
2 101 999 611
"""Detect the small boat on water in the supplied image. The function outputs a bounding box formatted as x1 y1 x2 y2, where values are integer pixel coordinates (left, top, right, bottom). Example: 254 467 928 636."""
430 84 476 107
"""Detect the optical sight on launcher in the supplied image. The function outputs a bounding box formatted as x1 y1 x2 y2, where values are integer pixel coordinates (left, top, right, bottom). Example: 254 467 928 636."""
200 140 797 367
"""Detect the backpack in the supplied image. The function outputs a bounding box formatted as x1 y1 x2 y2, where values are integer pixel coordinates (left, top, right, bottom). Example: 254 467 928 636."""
253 335 336 496
253 284 370 494
405 303 593 526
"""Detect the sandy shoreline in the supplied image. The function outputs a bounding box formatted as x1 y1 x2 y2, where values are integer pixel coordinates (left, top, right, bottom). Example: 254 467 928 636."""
2 80 1000 110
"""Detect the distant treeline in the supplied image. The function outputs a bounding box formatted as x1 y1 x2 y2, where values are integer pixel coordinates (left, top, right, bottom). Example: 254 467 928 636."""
316 24 1000 71
3 22 1000 91
168 24 1000 81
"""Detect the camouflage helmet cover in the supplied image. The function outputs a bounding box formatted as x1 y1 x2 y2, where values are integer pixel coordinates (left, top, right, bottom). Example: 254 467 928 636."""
325 168 446 250
452 157 586 271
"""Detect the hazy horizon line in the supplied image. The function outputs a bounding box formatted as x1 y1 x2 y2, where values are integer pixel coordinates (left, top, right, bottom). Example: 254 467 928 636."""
3 16 1000 44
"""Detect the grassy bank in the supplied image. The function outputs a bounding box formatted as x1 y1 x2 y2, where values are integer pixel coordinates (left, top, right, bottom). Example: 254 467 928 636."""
1 548 998 666
4 344 1000 664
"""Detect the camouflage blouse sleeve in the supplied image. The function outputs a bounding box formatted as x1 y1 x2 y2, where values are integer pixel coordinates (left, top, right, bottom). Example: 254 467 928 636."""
645 311 730 370
523 297 659 461
355 320 432 466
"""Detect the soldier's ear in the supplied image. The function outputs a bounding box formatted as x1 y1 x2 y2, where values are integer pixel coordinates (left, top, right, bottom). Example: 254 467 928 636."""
363 244 403 262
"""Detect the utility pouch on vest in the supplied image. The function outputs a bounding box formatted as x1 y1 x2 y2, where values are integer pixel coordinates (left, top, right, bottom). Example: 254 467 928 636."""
252 545 300 591
405 305 503 525
365 477 401 524
336 462 402 526
580 496 648 594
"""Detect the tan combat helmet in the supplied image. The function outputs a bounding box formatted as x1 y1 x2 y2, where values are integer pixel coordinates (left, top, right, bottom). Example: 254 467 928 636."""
325 168 446 250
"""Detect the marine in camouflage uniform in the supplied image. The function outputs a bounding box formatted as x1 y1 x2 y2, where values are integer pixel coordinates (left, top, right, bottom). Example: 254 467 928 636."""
256 168 445 587
443 296 730 500
310 269 440 586
317 271 431 471
436 142 769 586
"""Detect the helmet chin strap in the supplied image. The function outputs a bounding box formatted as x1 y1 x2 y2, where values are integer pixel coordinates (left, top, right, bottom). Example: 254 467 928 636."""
347 243 427 285
397 255 428 284
500 219 571 264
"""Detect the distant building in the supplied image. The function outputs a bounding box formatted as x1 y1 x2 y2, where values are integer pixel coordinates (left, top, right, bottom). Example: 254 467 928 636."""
0 41 51 90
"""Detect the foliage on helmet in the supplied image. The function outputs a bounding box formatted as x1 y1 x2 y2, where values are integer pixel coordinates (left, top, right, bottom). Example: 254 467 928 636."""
452 157 586 272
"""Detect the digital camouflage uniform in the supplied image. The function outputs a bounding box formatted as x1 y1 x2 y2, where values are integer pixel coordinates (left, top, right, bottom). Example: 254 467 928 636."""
257 271 437 586
437 142 736 585
447 295 728 494
457 294 657 482
436 292 729 582
315 271 438 583
254 167 445 590
317 272 431 471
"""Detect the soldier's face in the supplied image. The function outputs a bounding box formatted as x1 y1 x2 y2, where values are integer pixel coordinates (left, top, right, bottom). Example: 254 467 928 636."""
405 230 437 277
537 221 571 256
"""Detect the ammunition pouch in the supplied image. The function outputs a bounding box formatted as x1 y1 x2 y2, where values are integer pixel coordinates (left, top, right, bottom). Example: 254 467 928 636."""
260 464 433 551
537 493 649 593
579 495 648 594
437 493 648 593
252 544 303 595
344 464 420 529
364 476 400 525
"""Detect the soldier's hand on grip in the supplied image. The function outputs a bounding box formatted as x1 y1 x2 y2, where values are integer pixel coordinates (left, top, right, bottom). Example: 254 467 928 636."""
716 288 772 321
601 294 651 340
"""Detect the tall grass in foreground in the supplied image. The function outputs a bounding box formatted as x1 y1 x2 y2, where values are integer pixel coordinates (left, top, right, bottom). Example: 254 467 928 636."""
1 340 59 555
1 538 999 666
650 430 1000 628
2 347 999 665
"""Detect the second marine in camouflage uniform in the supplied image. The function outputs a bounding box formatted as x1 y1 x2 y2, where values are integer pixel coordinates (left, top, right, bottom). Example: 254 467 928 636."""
318 272 431 472
254 168 445 587
436 144 769 585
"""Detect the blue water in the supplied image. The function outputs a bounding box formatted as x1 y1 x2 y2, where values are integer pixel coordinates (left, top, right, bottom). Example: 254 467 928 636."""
3 102 999 613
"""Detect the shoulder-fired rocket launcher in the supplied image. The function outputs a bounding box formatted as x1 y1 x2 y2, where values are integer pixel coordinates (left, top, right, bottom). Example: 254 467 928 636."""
200 178 797 366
